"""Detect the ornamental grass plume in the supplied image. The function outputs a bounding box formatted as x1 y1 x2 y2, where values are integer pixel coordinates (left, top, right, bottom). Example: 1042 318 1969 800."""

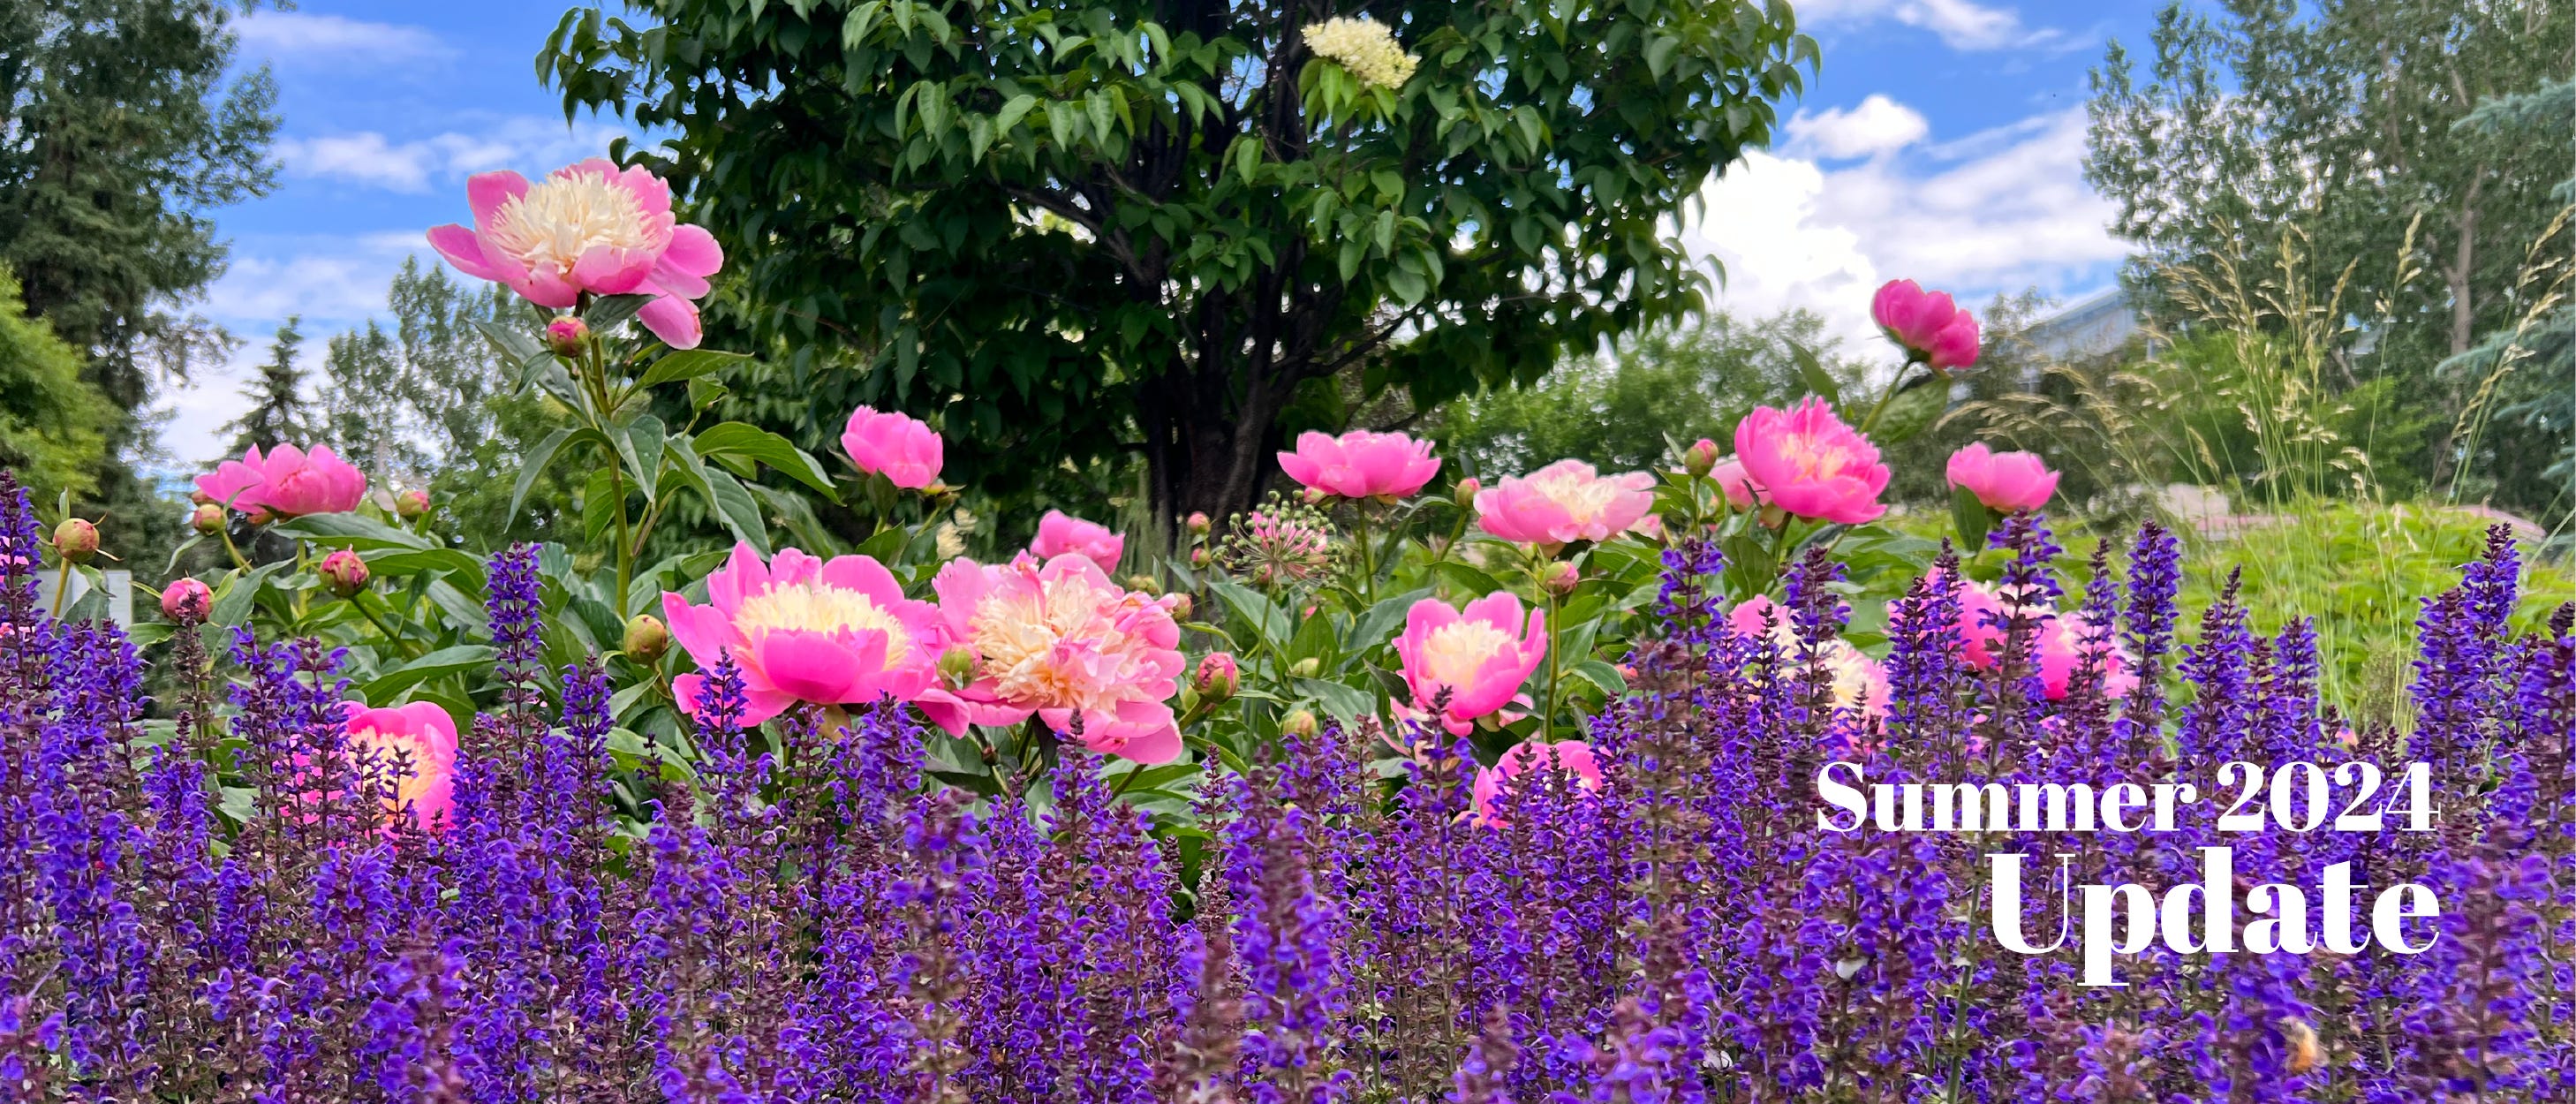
0 463 2572 1100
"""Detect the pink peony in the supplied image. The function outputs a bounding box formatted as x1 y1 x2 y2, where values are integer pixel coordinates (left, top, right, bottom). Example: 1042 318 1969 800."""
1734 398 1889 525
1710 455 1764 510
661 542 946 727
427 159 724 350
341 700 459 830
1473 460 1657 547
1471 739 1604 825
1394 592 1546 736
1727 594 1890 717
161 578 213 624
840 406 944 490
920 553 1189 763
195 443 366 519
2035 615 2139 702
1276 429 1442 500
1945 442 2059 513
1871 279 1981 374
1030 510 1124 575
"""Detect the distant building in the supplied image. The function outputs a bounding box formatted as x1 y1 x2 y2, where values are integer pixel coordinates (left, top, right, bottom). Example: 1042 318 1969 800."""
2021 287 2141 363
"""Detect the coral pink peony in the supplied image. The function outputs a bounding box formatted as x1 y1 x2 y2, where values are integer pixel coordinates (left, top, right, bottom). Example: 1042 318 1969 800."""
341 700 459 830
427 159 724 350
1710 455 1764 510
1394 592 1546 736
840 406 944 490
1945 442 2059 513
920 554 1189 763
1871 279 1981 374
1734 398 1889 525
1471 739 1604 825
195 443 367 519
1726 594 1890 717
661 542 945 727
1030 510 1124 575
1276 429 1442 500
1472 460 1656 547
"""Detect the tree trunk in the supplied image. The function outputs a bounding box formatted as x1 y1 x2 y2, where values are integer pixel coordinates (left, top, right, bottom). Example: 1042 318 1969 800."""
1139 356 1288 540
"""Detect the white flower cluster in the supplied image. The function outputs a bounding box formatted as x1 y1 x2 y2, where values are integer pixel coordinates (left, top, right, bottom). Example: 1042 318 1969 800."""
1302 17 1419 89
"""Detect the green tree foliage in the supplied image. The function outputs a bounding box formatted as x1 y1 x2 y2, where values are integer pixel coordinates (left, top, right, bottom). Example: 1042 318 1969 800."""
0 266 110 501
540 0 1813 526
2085 0 2574 508
225 316 307 455
1433 308 1861 480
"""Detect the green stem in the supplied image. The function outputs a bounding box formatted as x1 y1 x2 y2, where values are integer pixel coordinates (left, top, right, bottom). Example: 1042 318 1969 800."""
352 594 423 661
1855 360 1921 438
216 526 251 571
1540 558 1563 744
1349 500 1379 605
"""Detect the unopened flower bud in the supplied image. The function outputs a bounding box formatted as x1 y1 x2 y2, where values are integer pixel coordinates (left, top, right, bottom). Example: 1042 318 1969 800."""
1454 477 1481 510
51 518 98 563
1288 656 1321 679
1281 709 1319 738
1185 510 1212 535
545 316 590 358
623 613 670 662
1190 547 1212 568
1683 438 1719 479
317 548 369 597
395 488 431 520
936 645 978 689
161 578 213 624
1540 560 1580 596
1166 593 1192 621
1125 574 1162 595
189 488 213 507
189 503 225 535
1194 652 1240 702
1299 486 1330 506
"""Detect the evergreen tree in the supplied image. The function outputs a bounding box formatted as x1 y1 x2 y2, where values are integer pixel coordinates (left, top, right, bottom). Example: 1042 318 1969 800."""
225 316 306 455
0 265 110 501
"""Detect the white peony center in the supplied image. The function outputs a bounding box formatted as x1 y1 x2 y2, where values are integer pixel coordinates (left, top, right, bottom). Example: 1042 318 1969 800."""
736 584 912 666
486 170 655 276
1421 619 1515 687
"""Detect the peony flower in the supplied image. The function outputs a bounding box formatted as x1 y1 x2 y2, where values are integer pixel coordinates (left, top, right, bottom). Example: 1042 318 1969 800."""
161 578 213 624
1871 279 1981 374
1473 459 1657 547
1471 739 1604 825
1728 594 1890 717
341 700 459 830
1030 510 1124 575
840 406 944 490
2034 614 2139 702
195 443 367 519
1394 592 1546 736
1946 442 2059 513
1734 398 1889 525
427 159 724 349
1710 455 1764 510
921 554 1189 763
1276 429 1442 500
661 542 945 727
1302 16 1419 88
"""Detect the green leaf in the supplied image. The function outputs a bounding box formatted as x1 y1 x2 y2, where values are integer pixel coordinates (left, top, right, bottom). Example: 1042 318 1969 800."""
618 415 666 502
473 319 542 367
1790 341 1839 406
582 293 657 333
1208 578 1289 647
1294 677 1379 729
700 467 772 556
692 421 837 495
359 645 497 701
271 512 433 551
636 348 751 389
210 561 291 627
1570 659 1628 696
360 548 488 591
509 427 577 523
1427 559 1504 597
1951 486 1996 551
1349 587 1431 656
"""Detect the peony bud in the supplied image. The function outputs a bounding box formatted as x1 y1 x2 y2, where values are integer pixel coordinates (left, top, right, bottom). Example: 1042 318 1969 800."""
1186 510 1212 536
1194 652 1240 702
1539 560 1580 596
1166 593 1193 622
1125 574 1162 595
189 503 224 535
1298 486 1330 506
1683 438 1719 479
1454 477 1480 510
161 578 213 624
1190 547 1212 568
189 488 213 507
316 548 370 598
1288 656 1321 679
545 315 590 358
936 645 978 689
1281 709 1319 738
51 518 98 563
395 488 431 520
623 613 671 662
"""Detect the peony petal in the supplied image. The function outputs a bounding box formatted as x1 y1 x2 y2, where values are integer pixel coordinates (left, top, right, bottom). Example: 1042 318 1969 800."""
427 224 512 283
636 294 704 350
662 223 723 278
466 170 531 232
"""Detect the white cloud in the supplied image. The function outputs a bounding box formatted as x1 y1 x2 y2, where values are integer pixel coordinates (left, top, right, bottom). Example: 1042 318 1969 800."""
1795 0 2063 51
1787 95 1930 159
1681 108 2127 354
275 117 631 193
235 11 452 65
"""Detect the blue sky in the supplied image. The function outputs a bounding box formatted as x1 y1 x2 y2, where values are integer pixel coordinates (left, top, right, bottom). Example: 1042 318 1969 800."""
173 0 2168 467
